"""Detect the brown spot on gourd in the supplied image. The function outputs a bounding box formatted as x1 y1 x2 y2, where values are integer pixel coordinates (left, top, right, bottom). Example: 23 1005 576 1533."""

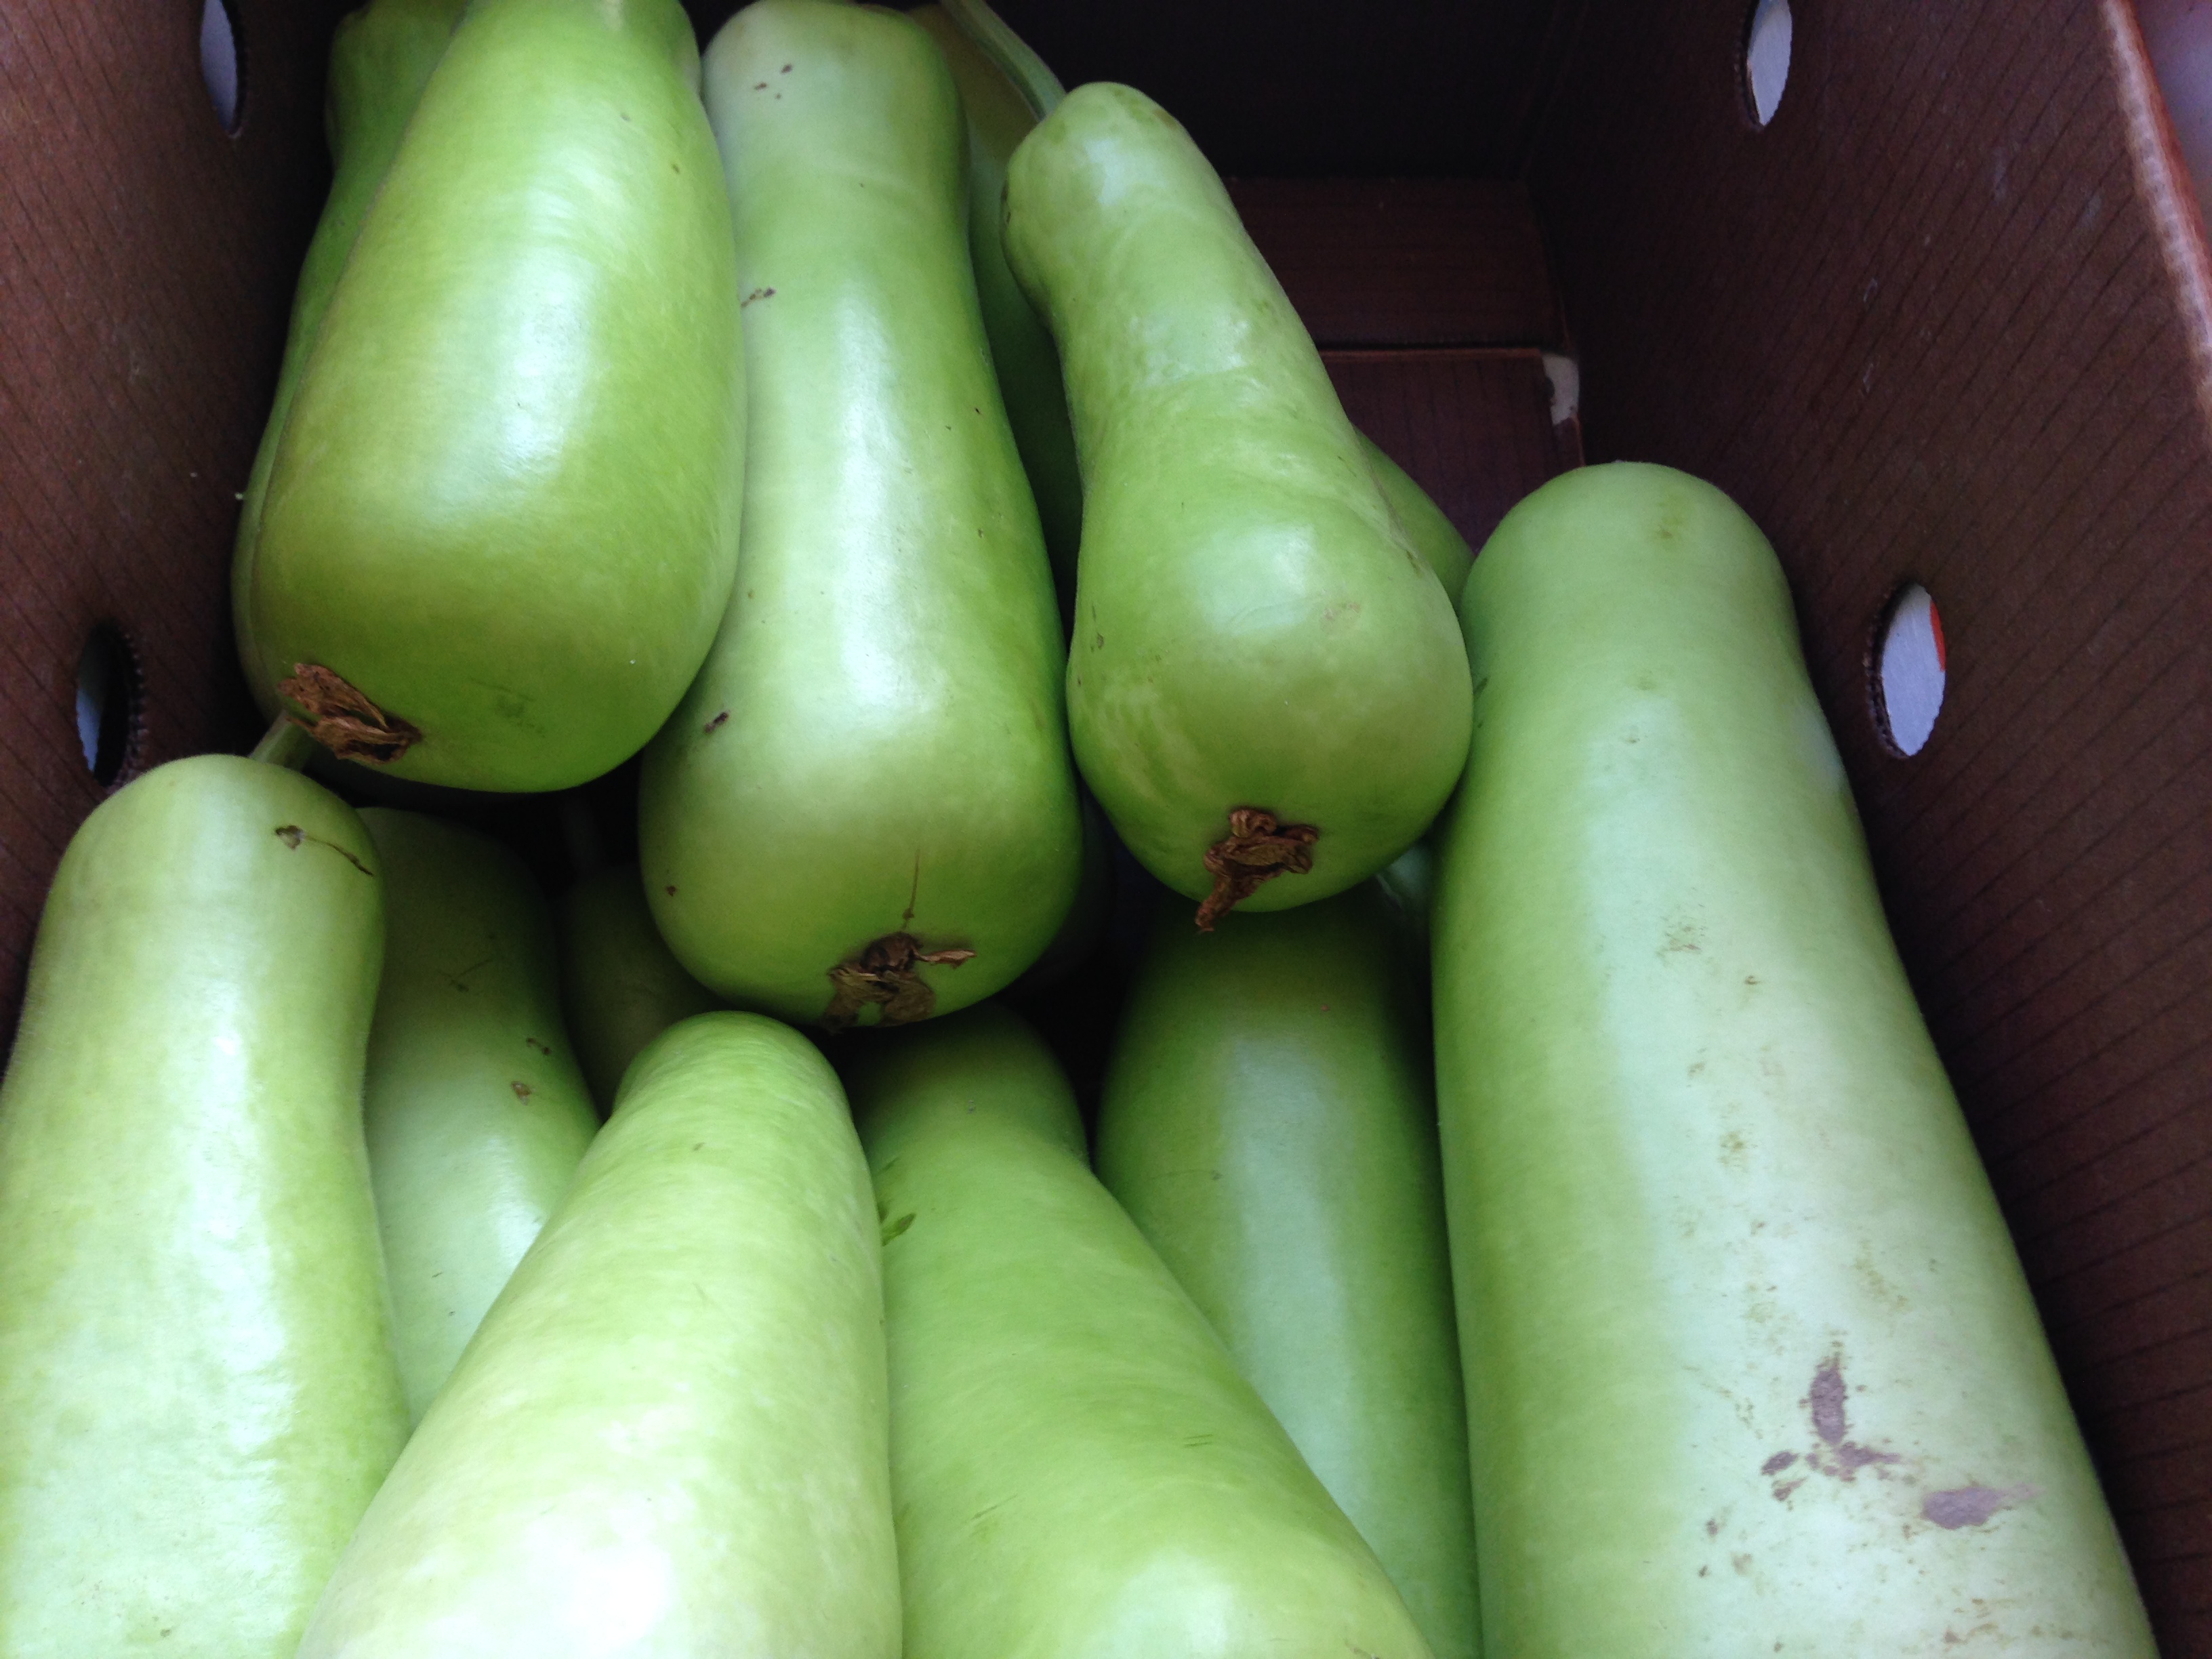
666 886 677 897
741 287 777 308
1731 1553 1753 1576
512 1082 532 1099
1761 1451 1798 1476
704 710 730 733
1923 1485 2034 1530
1772 1477 1805 1501
1808 1353 1849 1446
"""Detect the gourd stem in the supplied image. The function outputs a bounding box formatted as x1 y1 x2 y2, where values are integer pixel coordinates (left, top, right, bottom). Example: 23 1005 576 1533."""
249 715 321 771
940 0 1064 117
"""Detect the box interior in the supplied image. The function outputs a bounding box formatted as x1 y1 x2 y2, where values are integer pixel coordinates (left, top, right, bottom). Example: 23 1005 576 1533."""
2 0 2207 1647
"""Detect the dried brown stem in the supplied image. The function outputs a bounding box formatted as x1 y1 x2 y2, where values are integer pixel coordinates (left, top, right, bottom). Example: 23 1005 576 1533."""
1196 807 1319 930
276 663 423 765
822 931 977 1032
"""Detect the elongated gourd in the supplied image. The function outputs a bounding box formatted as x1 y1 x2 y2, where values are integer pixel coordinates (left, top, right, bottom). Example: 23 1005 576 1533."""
1004 83 1471 924
359 809 599 1423
231 0 465 684
640 0 1080 1028
907 4 1082 597
296 1012 898 1658
554 862 724 1110
1360 434 1473 606
241 0 745 792
849 1005 1435 1659
1097 886 1479 1659
1433 463 2156 1656
0 756 407 1659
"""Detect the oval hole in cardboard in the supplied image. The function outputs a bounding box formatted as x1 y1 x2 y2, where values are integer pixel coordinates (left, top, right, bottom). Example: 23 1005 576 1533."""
1874 584 1946 758
200 0 243 135
75 626 138 787
1745 0 1793 127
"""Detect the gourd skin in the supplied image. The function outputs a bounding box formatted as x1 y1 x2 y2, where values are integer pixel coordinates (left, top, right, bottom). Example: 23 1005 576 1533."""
907 4 1084 594
232 0 468 706
640 0 1080 1024
295 1012 899 1659
1004 82 1472 909
1097 886 1479 1659
1359 434 1473 606
244 0 745 792
0 756 406 1659
359 809 600 1423
1432 463 2155 1657
851 1006 1436 1659
554 862 724 1110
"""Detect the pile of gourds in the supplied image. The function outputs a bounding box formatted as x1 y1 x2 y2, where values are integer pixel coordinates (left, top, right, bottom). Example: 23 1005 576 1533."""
0 0 2158 1654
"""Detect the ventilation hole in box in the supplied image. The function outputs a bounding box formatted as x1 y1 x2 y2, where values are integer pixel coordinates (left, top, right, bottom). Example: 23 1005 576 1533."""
1744 0 1793 127
1872 584 1946 757
200 0 244 135
75 626 140 788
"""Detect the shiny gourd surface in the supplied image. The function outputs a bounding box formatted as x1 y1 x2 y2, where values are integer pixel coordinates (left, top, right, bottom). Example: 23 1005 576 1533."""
359 808 599 1423
1098 885 1480 1659
0 756 406 1659
1432 463 2155 1657
907 3 1084 597
296 1012 899 1658
641 0 1080 1025
1004 81 1471 912
554 862 724 1111
850 1006 1436 1659
231 0 466 709
243 0 745 792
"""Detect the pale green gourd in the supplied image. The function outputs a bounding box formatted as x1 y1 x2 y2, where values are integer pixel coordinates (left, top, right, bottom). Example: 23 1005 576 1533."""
1433 463 2154 1657
359 809 599 1423
851 1005 1437 1659
295 1012 899 1658
243 0 745 792
232 0 467 708
907 3 1083 594
554 861 724 1111
0 756 406 1659
1004 82 1471 918
1098 886 1480 1659
640 0 1079 1027
1360 434 1473 605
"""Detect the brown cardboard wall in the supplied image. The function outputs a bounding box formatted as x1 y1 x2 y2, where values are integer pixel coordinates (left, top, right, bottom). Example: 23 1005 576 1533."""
1532 0 2212 1645
0 0 346 1015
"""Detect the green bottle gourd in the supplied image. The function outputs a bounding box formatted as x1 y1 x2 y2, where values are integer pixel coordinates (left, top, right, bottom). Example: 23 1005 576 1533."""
555 862 726 1111
1359 434 1473 606
640 0 1080 1028
1097 886 1480 1659
359 809 600 1424
0 756 407 1659
231 0 466 697
1433 463 2155 1656
1003 82 1471 925
906 3 1083 597
295 1012 899 1658
849 1005 1437 1659
241 0 745 793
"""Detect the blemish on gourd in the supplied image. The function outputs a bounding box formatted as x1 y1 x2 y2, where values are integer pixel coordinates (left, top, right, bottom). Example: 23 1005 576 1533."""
272 824 375 878
1923 1485 2036 1529
704 710 730 733
882 1212 916 1244
741 287 777 307
511 1082 532 1099
1774 1351 1900 1491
